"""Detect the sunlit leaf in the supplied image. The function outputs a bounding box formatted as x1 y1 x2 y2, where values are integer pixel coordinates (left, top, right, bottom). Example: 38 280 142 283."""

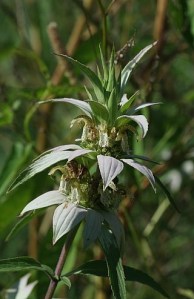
8 150 72 192
116 115 148 138
154 175 180 212
41 144 81 156
64 260 169 298
83 209 103 248
128 102 161 115
53 203 87 244
98 225 126 299
39 98 92 117
121 42 157 93
68 149 93 162
97 155 124 190
122 159 156 191
20 190 66 216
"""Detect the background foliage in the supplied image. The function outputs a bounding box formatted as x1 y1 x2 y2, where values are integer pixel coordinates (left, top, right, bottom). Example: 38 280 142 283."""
0 0 194 298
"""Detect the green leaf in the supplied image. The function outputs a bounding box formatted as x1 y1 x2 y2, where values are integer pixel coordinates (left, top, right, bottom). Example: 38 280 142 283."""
55 54 104 102
119 91 140 113
60 276 71 288
8 150 72 192
6 211 39 241
97 155 124 190
39 98 92 117
88 101 109 124
116 114 148 138
0 257 55 279
128 102 161 115
124 266 169 298
121 154 159 164
20 190 66 216
102 211 125 251
83 209 103 248
99 45 108 82
154 175 180 213
53 203 87 244
68 149 93 162
64 260 169 298
107 88 118 124
121 42 157 94
98 225 126 299
122 158 156 191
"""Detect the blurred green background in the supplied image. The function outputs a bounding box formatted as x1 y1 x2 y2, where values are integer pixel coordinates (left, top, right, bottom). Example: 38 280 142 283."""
0 0 194 298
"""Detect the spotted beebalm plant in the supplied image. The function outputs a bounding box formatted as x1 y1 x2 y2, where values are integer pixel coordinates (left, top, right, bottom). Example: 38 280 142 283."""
5 42 175 299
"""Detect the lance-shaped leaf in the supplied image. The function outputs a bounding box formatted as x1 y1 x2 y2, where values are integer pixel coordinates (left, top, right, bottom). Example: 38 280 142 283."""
97 155 124 190
154 175 180 212
88 101 109 123
98 225 126 299
102 211 125 251
128 102 161 115
0 257 55 280
39 98 92 117
8 150 72 192
83 209 104 248
20 190 66 216
41 144 81 156
64 260 169 298
121 159 156 191
121 154 159 164
68 149 93 162
121 42 157 93
55 54 104 102
53 203 87 244
116 115 148 138
119 91 140 113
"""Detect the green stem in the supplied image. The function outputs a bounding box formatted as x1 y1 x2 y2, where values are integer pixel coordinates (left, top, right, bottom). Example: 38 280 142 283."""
44 227 78 299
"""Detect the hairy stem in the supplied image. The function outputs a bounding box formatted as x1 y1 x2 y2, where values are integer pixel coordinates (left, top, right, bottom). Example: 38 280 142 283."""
44 227 78 299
